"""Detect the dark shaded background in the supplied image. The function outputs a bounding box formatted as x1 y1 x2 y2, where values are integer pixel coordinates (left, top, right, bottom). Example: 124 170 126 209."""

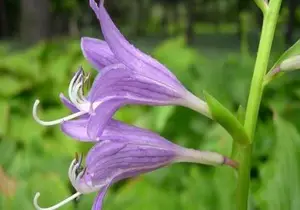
0 0 300 210
1 0 299 46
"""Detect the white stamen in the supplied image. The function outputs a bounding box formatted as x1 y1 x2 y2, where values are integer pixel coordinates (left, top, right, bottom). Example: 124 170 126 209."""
73 82 84 104
76 169 86 182
77 84 87 103
68 70 89 109
32 100 87 126
68 70 82 104
33 191 81 210
68 159 77 180
68 158 83 192
78 72 90 102
81 72 90 97
71 161 80 182
69 72 83 106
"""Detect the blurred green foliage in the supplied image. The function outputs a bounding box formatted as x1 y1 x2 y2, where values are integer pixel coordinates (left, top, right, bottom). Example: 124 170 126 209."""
1 36 300 210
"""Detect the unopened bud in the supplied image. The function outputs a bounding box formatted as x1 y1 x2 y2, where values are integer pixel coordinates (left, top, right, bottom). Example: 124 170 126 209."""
280 55 300 72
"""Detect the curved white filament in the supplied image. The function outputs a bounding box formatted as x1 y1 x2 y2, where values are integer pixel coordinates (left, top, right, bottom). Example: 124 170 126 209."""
33 191 81 210
32 100 87 126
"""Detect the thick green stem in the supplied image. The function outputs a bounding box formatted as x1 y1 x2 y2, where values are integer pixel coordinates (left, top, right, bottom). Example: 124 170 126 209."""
235 145 252 210
244 0 282 140
254 0 268 15
236 0 282 210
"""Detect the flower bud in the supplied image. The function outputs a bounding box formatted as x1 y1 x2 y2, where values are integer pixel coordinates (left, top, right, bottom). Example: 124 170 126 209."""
280 55 300 72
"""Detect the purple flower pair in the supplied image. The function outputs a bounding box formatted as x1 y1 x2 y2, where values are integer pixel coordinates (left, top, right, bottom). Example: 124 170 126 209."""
32 1 237 210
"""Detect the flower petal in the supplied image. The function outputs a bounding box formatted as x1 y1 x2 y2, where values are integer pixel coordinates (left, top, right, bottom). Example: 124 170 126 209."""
87 98 125 139
61 117 177 148
87 90 180 139
86 65 185 139
102 120 176 147
92 185 110 210
59 93 79 113
59 93 90 118
89 66 183 103
81 37 118 70
85 140 177 185
85 140 126 164
89 0 182 89
87 63 128 99
61 119 92 141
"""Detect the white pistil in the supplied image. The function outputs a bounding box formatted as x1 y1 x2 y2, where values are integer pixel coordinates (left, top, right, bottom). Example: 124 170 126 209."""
33 191 81 210
33 156 95 210
32 100 87 126
32 68 93 126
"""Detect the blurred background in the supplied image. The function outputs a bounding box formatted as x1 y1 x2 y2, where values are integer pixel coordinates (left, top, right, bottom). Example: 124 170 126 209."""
0 0 300 209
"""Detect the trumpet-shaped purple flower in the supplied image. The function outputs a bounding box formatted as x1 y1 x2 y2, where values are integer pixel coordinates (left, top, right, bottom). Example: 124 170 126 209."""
33 133 237 210
32 0 210 140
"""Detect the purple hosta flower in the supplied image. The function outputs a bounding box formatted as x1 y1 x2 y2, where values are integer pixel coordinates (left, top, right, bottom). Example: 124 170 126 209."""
32 0 210 140
33 137 237 210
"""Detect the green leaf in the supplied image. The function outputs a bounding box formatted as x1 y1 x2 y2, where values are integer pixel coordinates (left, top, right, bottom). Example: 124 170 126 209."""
0 140 16 167
153 36 199 84
152 106 175 132
114 105 145 124
232 105 246 158
0 75 31 97
255 116 300 210
28 173 73 210
105 179 180 210
270 39 300 70
6 152 32 179
237 105 245 124
181 166 235 210
204 91 249 145
48 128 81 157
9 115 45 144
28 151 71 180
47 56 73 84
0 52 40 80
181 167 216 210
77 192 97 210
201 123 232 155
1 181 32 210
0 100 10 136
213 167 236 210
135 106 176 132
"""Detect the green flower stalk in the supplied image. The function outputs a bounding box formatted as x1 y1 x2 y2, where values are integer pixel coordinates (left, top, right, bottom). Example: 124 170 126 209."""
236 0 282 209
